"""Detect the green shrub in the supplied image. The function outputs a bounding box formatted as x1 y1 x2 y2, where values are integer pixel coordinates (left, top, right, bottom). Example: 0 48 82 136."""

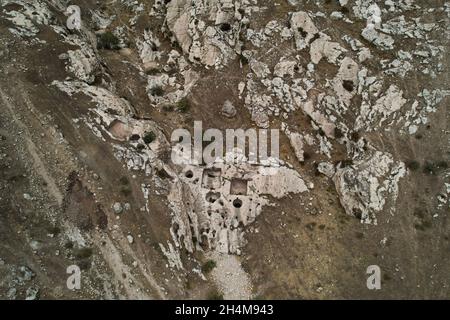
334 127 344 139
143 131 156 144
162 104 174 112
436 161 448 169
74 247 93 259
239 54 249 65
342 80 354 92
405 160 420 171
150 85 164 96
176 98 190 113
97 32 120 50
207 289 224 300
423 160 447 175
119 176 129 185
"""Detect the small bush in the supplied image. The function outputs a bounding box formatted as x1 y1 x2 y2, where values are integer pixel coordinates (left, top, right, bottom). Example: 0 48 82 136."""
145 68 160 75
305 222 316 231
162 104 174 112
143 131 156 144
342 80 354 92
46 225 61 235
64 240 74 249
176 98 190 113
78 259 92 271
201 260 217 274
340 159 353 167
303 152 311 161
220 23 232 32
414 220 432 231
97 32 120 50
351 131 360 141
436 161 448 169
334 127 344 139
297 27 307 38
423 160 448 175
340 6 350 14
150 85 164 96
423 161 437 175
129 134 140 141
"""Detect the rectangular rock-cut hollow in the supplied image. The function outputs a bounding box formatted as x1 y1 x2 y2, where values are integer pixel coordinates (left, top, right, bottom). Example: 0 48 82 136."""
230 178 248 195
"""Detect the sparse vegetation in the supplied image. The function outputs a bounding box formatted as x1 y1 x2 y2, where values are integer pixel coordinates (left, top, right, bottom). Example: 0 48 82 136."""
239 54 249 65
162 104 174 112
150 85 164 96
414 220 432 231
340 6 350 14
303 151 311 161
143 131 156 144
207 289 224 300
423 161 436 175
145 67 160 75
220 23 232 32
201 260 217 274
342 80 354 92
97 31 120 50
74 247 93 259
436 160 448 169
305 222 317 231
405 160 420 171
423 160 447 175
176 97 190 113
334 127 344 139
350 131 360 141
355 232 364 239
120 186 132 196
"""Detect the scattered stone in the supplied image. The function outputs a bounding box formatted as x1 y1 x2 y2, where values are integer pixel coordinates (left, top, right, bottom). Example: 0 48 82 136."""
113 202 123 214
127 235 134 244
221 100 237 118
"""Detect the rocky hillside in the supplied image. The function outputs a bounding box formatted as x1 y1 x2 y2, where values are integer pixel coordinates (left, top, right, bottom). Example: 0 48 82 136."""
0 0 448 299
